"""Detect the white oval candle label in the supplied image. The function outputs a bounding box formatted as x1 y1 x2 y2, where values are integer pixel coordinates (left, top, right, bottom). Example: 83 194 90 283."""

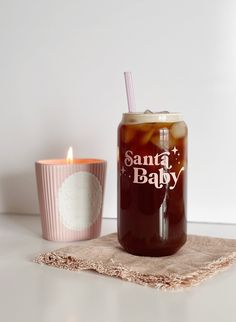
58 172 102 231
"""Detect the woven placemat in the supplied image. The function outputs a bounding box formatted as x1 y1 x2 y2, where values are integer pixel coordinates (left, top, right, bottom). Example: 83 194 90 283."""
35 233 236 290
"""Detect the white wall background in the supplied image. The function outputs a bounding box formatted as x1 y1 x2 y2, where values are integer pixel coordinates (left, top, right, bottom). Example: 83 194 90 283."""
0 0 236 223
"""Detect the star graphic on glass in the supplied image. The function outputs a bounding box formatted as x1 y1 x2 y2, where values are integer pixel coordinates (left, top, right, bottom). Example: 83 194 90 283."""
121 166 126 175
172 146 178 154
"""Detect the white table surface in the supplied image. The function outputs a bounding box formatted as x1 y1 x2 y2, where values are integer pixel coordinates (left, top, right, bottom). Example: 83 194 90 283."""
0 213 236 322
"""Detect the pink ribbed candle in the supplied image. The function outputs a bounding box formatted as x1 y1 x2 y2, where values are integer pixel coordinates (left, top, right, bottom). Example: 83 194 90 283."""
35 159 106 241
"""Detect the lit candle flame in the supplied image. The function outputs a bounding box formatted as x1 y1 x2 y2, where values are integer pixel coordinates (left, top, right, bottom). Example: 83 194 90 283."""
66 146 73 163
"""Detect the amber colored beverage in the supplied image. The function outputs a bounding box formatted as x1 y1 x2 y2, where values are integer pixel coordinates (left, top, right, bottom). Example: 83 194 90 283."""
117 112 187 256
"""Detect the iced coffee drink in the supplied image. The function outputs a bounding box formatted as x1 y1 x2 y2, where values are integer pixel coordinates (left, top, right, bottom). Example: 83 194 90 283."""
117 112 187 256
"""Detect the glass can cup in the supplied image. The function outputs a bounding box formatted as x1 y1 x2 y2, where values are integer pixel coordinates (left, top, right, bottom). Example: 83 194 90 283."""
117 112 187 256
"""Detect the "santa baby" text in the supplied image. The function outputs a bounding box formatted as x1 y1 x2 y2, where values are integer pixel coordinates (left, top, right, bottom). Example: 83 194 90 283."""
124 150 184 190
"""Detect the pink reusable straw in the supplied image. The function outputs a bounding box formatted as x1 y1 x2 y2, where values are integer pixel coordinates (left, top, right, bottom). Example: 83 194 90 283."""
124 71 136 112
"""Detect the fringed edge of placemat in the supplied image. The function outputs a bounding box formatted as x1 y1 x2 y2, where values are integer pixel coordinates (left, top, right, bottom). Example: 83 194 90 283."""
34 251 236 291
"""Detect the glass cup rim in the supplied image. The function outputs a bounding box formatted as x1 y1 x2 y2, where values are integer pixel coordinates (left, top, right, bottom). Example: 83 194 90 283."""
122 112 183 123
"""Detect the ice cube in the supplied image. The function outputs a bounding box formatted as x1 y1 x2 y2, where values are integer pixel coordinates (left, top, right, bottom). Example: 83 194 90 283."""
140 128 155 145
121 126 136 143
170 122 187 139
144 109 153 114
